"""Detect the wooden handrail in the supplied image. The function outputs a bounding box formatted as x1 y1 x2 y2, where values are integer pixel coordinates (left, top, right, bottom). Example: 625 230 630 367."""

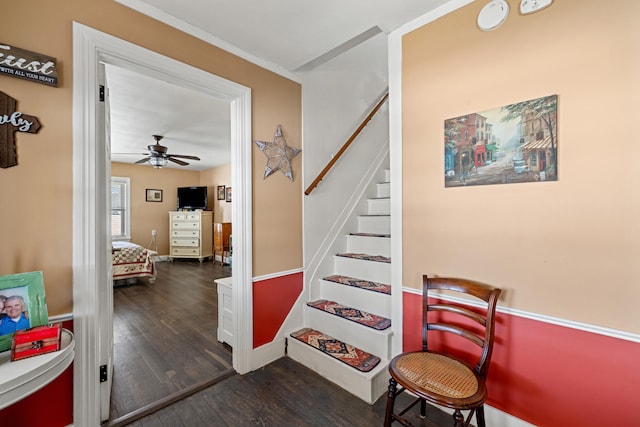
305 91 389 195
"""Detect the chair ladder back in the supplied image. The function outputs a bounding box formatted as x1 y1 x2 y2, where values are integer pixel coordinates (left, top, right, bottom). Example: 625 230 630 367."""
422 276 502 377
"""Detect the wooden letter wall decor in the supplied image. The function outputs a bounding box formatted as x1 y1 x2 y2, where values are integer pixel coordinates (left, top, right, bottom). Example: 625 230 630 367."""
0 91 41 168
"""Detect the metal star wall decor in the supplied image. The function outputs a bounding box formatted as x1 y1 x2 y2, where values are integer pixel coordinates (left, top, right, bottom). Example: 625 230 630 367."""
254 125 301 181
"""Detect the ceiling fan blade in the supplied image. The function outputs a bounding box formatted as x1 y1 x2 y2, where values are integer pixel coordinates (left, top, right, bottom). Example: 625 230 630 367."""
167 157 189 166
135 157 150 164
167 154 200 161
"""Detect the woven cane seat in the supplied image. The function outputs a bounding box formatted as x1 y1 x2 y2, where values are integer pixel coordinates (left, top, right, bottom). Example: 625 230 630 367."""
395 352 479 399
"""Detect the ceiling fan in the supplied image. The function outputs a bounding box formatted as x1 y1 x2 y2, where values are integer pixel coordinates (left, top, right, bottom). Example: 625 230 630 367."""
133 135 201 168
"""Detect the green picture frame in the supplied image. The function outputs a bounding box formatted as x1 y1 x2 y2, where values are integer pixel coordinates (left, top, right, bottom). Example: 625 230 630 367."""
0 271 49 352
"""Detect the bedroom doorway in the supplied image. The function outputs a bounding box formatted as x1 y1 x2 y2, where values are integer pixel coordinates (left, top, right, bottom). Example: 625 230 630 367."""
72 23 254 426
105 60 236 422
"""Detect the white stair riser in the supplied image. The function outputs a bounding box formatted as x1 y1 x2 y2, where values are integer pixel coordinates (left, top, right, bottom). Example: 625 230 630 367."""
305 306 392 358
334 257 390 284
315 280 391 318
357 215 390 235
367 198 390 215
287 338 390 404
347 235 390 257
377 182 390 198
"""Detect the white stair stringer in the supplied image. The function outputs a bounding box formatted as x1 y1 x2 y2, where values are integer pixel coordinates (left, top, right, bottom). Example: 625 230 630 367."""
287 336 390 405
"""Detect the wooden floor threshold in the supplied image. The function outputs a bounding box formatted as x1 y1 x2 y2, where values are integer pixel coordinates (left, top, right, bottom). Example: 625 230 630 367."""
105 368 236 427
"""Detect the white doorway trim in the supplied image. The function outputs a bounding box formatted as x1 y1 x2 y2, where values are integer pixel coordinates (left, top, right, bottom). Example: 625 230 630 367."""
72 22 253 426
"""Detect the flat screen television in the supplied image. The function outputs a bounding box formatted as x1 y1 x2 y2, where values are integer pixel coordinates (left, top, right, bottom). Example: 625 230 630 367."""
177 186 208 210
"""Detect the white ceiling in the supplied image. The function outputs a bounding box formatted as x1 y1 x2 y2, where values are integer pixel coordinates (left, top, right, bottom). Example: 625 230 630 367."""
109 0 453 170
107 64 231 171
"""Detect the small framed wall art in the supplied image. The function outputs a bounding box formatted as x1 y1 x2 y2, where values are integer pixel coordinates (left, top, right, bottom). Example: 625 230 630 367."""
225 187 232 203
146 189 163 202
217 185 226 200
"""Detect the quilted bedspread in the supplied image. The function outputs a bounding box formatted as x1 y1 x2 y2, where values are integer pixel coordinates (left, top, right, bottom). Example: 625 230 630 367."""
112 241 156 282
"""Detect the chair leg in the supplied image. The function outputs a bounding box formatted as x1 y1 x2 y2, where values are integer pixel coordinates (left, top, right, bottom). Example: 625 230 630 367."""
384 378 398 427
420 399 426 418
475 406 486 427
453 409 464 427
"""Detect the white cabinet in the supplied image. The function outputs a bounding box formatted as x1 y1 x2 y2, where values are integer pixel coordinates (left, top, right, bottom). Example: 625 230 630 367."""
215 276 233 347
169 211 213 262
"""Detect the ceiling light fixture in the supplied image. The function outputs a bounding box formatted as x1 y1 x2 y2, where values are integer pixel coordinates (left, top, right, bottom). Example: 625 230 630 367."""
520 0 553 15
149 156 167 168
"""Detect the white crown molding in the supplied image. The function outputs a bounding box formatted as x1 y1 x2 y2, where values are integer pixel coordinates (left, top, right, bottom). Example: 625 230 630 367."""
115 0 302 83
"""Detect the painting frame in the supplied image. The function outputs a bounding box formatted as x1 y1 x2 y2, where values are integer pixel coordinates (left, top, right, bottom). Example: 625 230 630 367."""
444 94 558 187
217 185 226 200
145 189 163 202
0 271 49 352
225 187 232 203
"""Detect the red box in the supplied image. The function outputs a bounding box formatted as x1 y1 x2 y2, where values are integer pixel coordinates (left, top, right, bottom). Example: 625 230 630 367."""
11 323 62 361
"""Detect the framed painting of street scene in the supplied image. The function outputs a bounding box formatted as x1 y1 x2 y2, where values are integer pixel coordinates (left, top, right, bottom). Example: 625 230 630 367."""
0 271 49 352
444 94 558 187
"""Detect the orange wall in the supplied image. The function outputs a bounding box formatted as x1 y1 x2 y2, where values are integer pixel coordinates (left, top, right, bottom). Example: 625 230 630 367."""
401 0 640 333
0 0 303 316
200 163 232 223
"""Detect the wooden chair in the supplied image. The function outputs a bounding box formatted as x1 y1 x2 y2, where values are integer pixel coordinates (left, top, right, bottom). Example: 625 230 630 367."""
384 276 502 427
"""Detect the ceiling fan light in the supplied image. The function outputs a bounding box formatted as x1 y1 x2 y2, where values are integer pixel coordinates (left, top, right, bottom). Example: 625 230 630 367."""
149 157 167 168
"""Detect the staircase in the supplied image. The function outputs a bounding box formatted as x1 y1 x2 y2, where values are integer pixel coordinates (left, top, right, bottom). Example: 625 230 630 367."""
289 169 392 404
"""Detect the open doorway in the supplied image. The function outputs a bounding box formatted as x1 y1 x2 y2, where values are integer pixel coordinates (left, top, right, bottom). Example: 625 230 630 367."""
72 23 253 425
104 63 236 422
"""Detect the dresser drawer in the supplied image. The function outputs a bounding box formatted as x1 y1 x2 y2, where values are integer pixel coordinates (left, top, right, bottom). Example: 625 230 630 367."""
172 230 199 238
171 238 199 247
171 221 199 229
171 213 187 221
171 247 200 256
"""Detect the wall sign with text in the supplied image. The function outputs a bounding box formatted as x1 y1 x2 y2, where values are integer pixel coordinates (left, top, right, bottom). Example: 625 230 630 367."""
0 43 58 87
0 91 42 168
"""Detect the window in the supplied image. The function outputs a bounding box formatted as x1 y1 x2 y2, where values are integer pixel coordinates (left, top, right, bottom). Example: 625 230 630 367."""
111 177 130 241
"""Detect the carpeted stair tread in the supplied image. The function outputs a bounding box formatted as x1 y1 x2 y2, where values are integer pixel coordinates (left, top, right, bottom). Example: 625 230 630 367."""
337 253 391 263
290 328 381 372
323 275 391 295
349 232 391 238
307 299 391 330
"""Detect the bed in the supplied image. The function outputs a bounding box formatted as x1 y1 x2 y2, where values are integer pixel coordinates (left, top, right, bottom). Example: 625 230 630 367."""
112 241 156 285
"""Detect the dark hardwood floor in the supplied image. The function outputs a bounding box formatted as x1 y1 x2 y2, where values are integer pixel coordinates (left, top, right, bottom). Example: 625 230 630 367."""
109 259 233 424
109 259 455 427
124 356 454 427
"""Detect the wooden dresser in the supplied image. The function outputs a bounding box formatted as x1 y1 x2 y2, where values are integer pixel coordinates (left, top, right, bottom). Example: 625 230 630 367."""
169 211 213 262
213 222 232 265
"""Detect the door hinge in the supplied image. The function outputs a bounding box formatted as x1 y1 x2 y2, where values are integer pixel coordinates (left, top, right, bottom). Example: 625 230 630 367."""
99 85 105 102
100 364 108 383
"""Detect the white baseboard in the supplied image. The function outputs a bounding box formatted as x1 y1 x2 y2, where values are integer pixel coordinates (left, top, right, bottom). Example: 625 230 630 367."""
437 404 535 427
250 338 286 371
